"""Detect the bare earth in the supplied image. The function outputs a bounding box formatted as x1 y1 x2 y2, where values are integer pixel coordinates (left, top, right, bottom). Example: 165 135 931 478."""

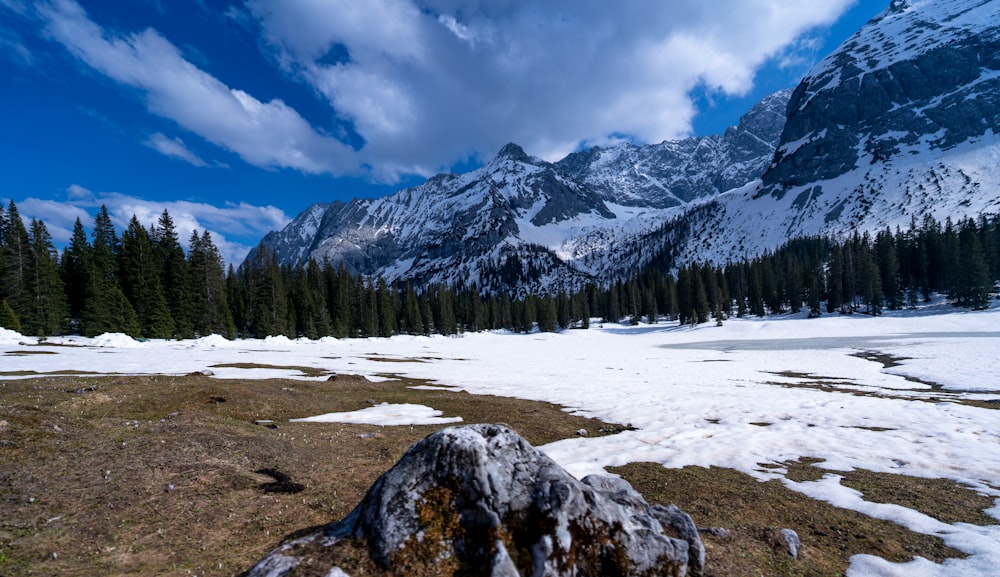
0 374 992 576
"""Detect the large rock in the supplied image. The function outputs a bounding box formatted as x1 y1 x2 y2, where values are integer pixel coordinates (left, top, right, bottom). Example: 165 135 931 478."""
243 424 703 577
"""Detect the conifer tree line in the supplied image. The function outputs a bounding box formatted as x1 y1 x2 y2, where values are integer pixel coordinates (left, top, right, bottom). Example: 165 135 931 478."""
613 214 999 326
1 200 997 340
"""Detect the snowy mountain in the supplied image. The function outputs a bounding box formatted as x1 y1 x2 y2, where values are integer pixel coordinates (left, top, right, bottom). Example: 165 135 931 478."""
251 91 790 293
556 89 791 208
661 0 1000 265
253 0 1000 292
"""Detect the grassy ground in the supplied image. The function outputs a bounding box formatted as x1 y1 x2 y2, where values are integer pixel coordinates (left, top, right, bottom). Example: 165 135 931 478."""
0 373 994 576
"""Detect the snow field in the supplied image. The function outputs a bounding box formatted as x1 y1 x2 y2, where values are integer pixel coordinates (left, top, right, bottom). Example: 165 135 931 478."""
3 300 1000 575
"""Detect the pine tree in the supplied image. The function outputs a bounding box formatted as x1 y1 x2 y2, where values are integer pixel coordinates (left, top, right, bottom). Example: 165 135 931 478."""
187 230 234 337
376 277 397 337
783 254 803 313
24 219 66 336
152 210 192 338
693 264 710 324
537 294 558 332
305 259 332 337
360 277 378 337
79 206 136 336
61 218 89 322
90 205 119 287
326 262 355 337
244 244 289 338
857 235 882 316
556 289 571 329
956 219 992 310
605 283 620 324
401 282 424 335
438 284 458 335
121 215 174 338
0 203 5 293
876 229 902 310
826 243 845 313
676 266 693 324
806 269 823 318
1 201 31 323
226 264 249 337
942 218 961 299
747 262 765 317
420 289 435 335
0 298 20 333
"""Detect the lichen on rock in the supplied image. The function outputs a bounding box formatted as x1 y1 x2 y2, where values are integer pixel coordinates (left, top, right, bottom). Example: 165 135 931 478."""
243 424 703 576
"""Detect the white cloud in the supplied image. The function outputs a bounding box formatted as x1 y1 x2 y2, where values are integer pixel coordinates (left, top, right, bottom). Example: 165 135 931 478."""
247 0 857 175
0 27 33 67
143 132 208 167
37 0 359 176
14 197 91 242
0 0 29 15
15 185 292 266
31 0 858 185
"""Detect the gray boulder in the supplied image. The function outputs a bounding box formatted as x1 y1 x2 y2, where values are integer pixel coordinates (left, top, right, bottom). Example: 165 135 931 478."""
243 424 703 576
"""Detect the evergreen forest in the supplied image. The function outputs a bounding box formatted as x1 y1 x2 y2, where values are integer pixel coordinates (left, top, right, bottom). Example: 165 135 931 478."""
1 200 997 340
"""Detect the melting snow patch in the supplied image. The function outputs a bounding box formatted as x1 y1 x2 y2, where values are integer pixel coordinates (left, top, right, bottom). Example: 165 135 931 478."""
290 403 463 426
90 333 144 348
0 328 30 345
263 335 296 347
192 334 235 348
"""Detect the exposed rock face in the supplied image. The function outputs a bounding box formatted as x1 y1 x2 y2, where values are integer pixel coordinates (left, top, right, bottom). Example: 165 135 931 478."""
243 424 703 577
249 90 789 294
762 0 1000 192
654 0 1000 267
557 89 790 207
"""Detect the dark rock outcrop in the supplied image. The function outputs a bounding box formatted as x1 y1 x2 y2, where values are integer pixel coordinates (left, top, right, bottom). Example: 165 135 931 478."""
243 424 703 577
557 89 790 207
646 0 1000 267
762 0 1000 192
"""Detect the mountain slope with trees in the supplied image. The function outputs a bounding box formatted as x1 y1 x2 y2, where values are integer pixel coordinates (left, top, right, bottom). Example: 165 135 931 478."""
1 199 996 341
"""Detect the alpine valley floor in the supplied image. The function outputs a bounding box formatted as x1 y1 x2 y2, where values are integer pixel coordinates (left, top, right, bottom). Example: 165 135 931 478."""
2 296 1000 576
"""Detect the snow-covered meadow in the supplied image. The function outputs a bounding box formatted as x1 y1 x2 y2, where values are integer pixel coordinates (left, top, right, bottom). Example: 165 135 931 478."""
3 299 1000 577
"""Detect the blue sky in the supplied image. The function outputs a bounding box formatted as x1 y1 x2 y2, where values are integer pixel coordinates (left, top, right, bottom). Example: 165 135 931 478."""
1 0 884 264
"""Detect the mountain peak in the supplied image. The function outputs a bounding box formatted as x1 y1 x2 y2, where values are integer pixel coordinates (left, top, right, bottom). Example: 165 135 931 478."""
495 142 531 163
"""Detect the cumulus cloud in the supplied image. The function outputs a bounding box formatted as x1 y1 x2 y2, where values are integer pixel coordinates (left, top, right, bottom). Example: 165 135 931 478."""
30 0 856 185
143 132 208 167
247 0 857 174
14 184 291 265
37 0 359 176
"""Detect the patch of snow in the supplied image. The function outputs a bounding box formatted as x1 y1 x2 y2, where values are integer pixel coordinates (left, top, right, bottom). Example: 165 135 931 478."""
262 335 296 347
0 328 31 345
90 333 144 348
291 403 463 426
192 334 236 348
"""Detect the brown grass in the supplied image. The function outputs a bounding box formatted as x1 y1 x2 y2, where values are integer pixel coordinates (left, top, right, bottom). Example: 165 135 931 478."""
0 374 616 576
1 375 994 576
611 458 991 577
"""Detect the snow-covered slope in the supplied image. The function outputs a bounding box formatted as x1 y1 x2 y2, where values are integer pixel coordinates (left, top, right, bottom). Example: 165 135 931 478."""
668 0 1000 264
252 92 790 292
556 90 790 208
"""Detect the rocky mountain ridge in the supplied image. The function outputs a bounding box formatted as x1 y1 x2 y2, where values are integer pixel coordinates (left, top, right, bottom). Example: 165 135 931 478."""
250 91 791 293
665 0 1000 266
252 0 1000 293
